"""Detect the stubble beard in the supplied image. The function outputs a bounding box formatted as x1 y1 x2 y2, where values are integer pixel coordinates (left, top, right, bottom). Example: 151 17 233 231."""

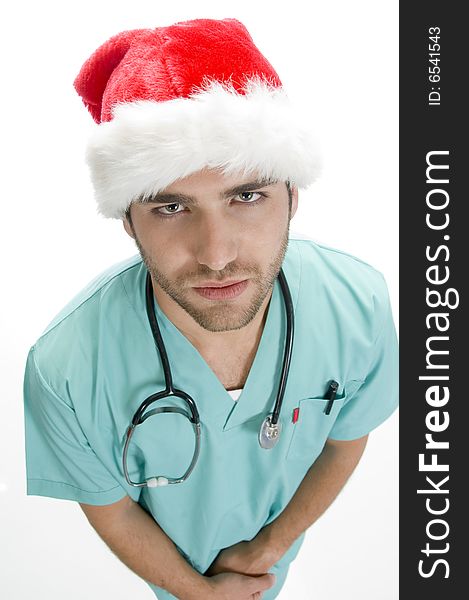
132 225 290 333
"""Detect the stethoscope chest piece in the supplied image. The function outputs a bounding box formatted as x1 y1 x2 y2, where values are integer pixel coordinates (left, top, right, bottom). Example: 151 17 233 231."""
259 415 282 449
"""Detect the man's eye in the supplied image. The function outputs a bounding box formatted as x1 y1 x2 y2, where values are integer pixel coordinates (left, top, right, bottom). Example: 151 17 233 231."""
154 203 185 216
237 191 263 203
152 191 266 218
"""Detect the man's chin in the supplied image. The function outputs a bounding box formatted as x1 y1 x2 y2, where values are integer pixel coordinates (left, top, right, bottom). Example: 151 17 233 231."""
180 301 259 333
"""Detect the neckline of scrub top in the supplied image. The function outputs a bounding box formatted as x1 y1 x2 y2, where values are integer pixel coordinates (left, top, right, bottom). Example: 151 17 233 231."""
143 249 300 432
227 388 242 401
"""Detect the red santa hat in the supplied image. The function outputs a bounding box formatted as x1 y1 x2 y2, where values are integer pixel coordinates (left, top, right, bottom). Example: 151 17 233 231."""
74 18 321 219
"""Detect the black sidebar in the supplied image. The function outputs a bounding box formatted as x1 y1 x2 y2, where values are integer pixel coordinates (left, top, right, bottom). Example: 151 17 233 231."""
400 2 466 597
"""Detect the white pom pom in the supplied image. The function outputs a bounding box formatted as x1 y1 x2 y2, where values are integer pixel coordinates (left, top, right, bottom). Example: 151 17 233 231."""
157 477 169 487
146 477 158 488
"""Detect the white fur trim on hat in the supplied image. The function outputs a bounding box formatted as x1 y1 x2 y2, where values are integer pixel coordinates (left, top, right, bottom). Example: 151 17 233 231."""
85 79 322 219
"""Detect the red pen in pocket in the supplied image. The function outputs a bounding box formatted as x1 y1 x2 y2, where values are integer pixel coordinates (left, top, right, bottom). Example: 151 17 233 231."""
292 407 300 423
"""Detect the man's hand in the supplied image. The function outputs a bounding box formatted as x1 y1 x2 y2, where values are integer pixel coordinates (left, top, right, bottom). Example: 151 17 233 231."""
206 572 276 600
205 534 279 578
205 436 368 584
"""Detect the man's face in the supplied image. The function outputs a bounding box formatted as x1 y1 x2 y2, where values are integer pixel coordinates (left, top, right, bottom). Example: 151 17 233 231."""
123 168 298 333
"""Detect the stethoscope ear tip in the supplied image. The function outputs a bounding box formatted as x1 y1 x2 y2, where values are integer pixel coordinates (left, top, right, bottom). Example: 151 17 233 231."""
146 476 169 488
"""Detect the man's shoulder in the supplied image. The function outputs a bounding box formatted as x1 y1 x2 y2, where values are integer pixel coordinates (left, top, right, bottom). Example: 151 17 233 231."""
288 232 391 330
41 254 143 336
30 254 144 374
289 231 386 288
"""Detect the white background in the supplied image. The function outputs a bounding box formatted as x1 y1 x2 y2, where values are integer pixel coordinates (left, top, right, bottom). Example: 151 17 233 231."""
0 1 398 598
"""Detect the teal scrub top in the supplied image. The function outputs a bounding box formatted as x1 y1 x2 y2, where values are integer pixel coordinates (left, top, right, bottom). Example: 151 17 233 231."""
23 236 399 600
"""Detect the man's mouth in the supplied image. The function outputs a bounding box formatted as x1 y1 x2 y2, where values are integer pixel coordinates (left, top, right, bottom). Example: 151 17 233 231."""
192 279 249 300
194 279 245 288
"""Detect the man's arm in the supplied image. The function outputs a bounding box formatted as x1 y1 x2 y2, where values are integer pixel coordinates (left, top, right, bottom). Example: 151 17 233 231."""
79 495 276 600
206 435 368 576
79 495 210 599
259 435 368 559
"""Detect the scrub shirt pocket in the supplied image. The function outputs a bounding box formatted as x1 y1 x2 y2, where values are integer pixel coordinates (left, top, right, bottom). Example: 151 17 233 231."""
285 387 352 463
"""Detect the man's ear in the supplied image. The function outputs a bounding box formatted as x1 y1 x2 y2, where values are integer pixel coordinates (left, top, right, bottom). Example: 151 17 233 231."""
123 216 135 239
290 185 299 219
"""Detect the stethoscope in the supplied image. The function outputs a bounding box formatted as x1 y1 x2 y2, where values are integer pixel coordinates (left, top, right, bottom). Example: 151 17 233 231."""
123 268 294 488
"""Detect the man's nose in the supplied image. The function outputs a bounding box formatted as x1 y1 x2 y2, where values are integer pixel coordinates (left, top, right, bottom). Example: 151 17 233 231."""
194 212 238 271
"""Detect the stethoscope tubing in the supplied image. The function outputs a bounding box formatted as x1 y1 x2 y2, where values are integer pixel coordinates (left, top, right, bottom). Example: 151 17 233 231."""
270 268 294 426
143 268 294 428
123 268 293 487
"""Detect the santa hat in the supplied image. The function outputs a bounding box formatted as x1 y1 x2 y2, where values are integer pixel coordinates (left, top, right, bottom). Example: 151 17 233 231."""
74 18 321 219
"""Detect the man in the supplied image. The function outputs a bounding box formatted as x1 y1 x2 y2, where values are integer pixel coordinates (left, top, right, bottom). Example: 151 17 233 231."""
23 18 398 600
